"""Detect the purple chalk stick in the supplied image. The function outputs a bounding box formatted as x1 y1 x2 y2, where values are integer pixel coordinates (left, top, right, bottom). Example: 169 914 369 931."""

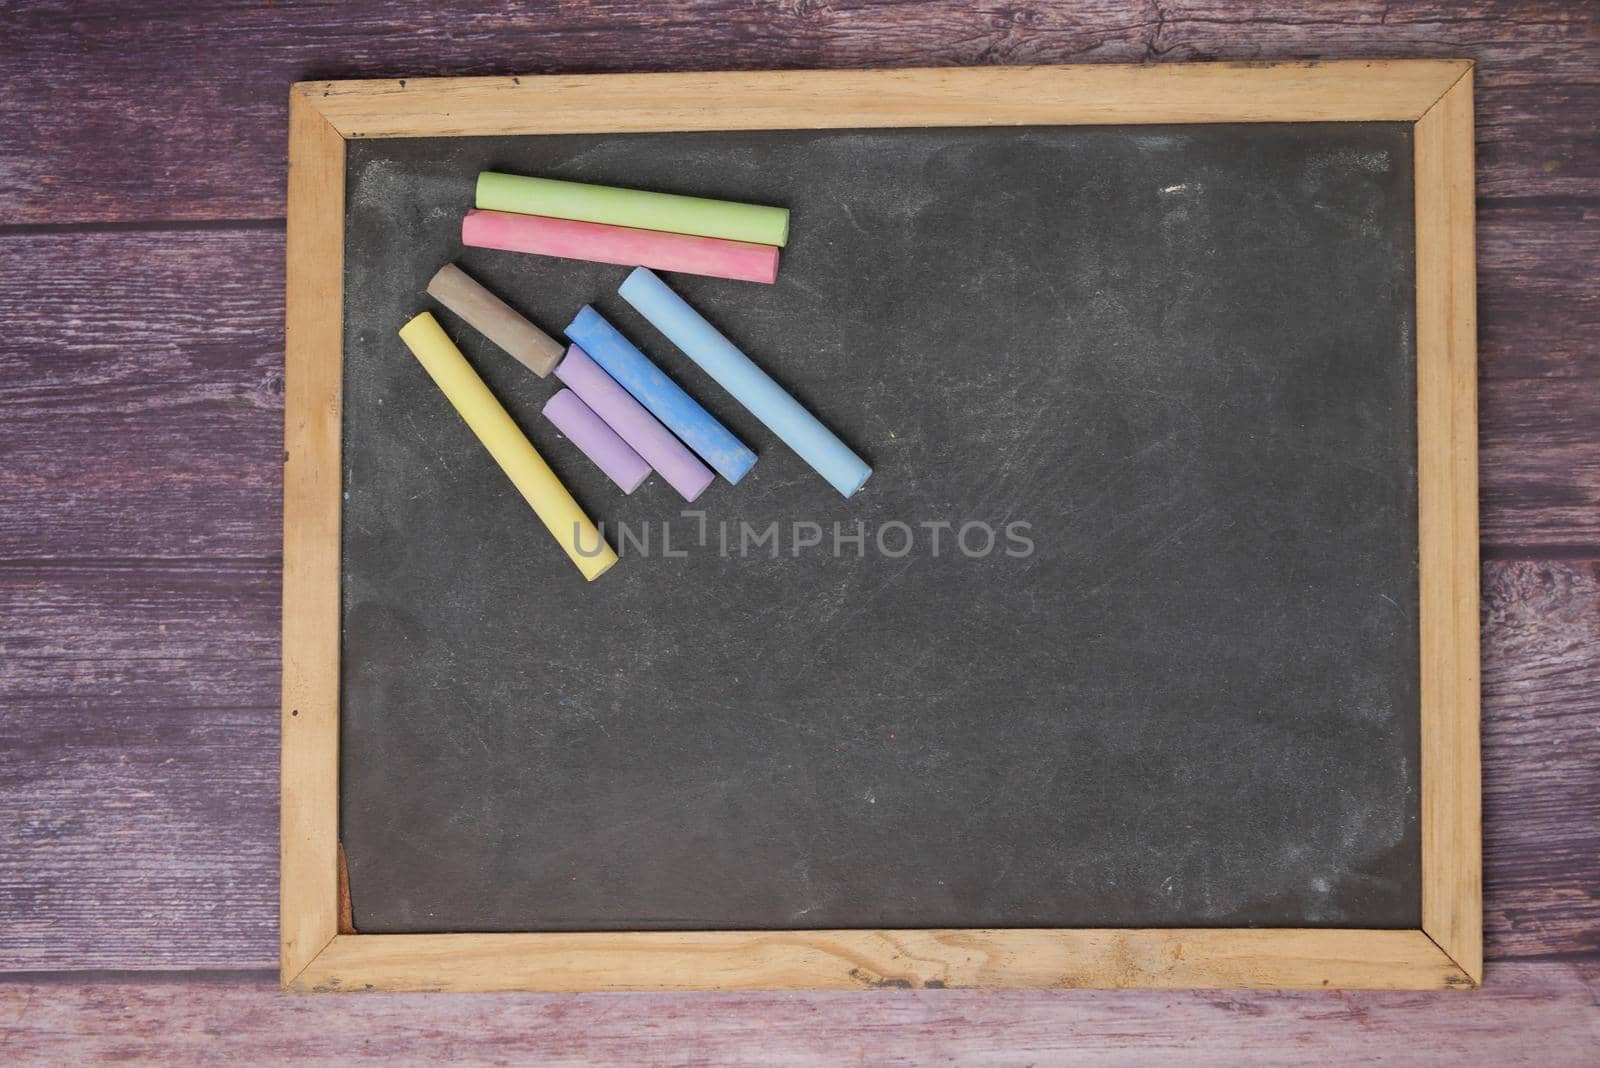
554 345 714 503
542 389 651 494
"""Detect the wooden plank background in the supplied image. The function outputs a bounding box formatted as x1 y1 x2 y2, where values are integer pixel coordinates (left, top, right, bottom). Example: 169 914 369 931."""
1 0 1596 1059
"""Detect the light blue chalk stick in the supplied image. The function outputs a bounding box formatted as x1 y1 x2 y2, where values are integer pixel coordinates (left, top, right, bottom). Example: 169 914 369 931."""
564 305 756 484
619 268 872 498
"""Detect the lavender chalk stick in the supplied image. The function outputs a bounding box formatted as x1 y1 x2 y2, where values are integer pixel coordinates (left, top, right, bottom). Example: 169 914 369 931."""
564 306 757 485
554 345 714 503
543 389 651 494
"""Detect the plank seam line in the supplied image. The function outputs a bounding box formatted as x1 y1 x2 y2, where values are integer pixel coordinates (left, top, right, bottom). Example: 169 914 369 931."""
0 218 286 237
0 968 279 985
0 556 282 570
1478 546 1600 562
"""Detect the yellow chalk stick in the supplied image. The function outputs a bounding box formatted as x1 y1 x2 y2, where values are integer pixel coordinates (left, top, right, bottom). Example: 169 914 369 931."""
397 312 618 582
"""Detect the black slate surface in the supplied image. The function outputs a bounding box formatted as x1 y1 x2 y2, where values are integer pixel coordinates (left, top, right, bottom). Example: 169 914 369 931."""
339 124 1420 933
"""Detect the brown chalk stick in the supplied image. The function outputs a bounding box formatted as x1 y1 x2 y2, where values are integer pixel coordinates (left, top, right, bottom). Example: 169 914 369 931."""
425 263 564 377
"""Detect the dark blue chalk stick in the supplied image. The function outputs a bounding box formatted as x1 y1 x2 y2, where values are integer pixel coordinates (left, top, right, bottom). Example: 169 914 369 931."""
565 305 756 484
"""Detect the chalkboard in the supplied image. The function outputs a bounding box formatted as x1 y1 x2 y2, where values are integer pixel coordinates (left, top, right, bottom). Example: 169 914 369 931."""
338 122 1420 935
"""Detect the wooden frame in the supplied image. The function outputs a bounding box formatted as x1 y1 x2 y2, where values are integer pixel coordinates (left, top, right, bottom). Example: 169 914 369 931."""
283 61 1480 992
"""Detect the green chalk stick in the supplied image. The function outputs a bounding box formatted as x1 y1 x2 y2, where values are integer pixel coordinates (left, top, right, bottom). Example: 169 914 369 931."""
475 172 789 248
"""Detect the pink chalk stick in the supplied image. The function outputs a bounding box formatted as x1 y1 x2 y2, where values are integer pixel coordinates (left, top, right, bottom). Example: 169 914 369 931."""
542 389 651 494
462 209 780 285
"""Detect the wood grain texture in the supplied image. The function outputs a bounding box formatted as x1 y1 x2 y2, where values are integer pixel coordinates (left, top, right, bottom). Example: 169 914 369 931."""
3 962 1596 1064
302 61 1471 137
1414 73 1483 982
1481 560 1600 958
292 930 1468 993
0 558 280 970
280 96 343 985
289 61 1482 992
0 562 278 970
0 227 1594 568
1478 197 1600 380
0 221 1593 971
4 559 1593 972
0 0 1595 1041
0 229 284 561
0 3 1594 222
1481 379 1600 551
